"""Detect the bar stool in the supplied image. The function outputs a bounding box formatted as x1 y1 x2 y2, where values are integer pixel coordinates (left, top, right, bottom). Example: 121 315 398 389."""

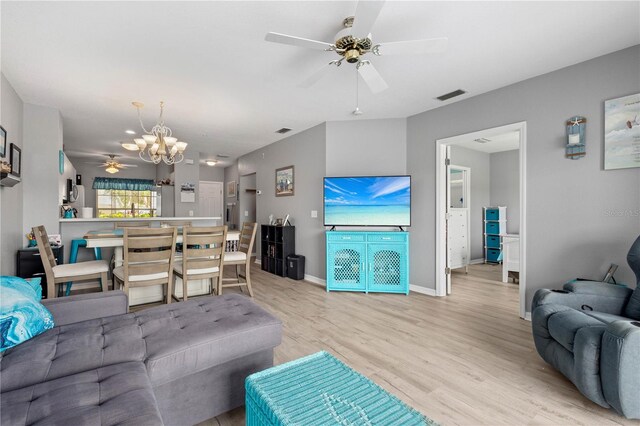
65 239 103 296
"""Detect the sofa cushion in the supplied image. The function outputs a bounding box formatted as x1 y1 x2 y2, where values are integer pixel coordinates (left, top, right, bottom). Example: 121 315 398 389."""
0 314 146 393
1 362 163 426
138 294 282 386
548 309 604 352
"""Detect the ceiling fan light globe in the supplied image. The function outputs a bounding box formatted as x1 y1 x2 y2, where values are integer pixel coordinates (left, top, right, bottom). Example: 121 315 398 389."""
345 49 360 63
163 136 177 146
142 134 157 144
105 166 119 174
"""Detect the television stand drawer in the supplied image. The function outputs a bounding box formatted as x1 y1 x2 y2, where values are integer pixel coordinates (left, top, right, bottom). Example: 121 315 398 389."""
326 233 366 242
367 233 408 243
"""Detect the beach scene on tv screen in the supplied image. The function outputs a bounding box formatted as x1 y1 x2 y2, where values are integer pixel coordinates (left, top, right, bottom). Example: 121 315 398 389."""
324 176 411 226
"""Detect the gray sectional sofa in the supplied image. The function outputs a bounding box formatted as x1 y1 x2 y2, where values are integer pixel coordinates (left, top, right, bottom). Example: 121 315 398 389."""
0 291 282 426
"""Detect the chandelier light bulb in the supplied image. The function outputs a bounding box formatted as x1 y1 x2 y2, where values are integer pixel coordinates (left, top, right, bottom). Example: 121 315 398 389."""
149 143 159 155
131 101 187 165
164 136 177 147
134 138 147 150
142 134 157 144
175 141 187 153
170 145 178 156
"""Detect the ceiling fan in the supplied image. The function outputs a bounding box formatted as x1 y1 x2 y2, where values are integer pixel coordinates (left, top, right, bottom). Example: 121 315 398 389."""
265 0 448 94
89 154 138 174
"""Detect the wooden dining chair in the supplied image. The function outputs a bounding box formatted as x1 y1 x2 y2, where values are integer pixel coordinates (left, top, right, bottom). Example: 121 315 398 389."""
220 222 257 297
114 221 151 229
32 225 109 299
173 226 227 301
112 227 177 305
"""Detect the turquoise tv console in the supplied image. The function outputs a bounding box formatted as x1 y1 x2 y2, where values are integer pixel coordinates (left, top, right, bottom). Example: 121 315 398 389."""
326 231 409 294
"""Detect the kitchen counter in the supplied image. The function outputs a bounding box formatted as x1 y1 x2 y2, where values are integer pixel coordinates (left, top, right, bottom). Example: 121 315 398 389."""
59 216 221 223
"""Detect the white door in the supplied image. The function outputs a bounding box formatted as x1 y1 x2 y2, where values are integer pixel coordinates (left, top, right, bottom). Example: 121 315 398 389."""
199 181 223 221
445 162 471 295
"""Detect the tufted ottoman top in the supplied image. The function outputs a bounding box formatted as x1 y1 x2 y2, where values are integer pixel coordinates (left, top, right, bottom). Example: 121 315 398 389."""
139 294 282 386
1 294 282 392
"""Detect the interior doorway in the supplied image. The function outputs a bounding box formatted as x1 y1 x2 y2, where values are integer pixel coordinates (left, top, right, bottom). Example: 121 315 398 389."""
436 122 527 318
239 173 257 254
199 181 223 221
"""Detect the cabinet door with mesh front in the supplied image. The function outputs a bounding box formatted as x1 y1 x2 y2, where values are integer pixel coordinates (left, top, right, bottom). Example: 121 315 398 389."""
327 243 367 292
366 244 408 294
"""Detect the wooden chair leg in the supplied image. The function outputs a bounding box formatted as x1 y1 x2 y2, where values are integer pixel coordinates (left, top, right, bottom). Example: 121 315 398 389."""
245 262 254 297
100 272 108 292
182 275 188 302
166 278 173 304
218 274 223 295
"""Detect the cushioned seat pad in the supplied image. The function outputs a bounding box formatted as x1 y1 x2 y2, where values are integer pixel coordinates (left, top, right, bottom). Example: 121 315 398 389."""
0 362 163 426
224 251 247 262
52 260 109 278
139 294 282 386
113 266 168 282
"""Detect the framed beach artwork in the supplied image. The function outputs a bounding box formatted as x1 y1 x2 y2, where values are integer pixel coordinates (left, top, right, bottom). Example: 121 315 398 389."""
227 180 236 198
0 125 6 158
604 93 640 170
275 165 294 197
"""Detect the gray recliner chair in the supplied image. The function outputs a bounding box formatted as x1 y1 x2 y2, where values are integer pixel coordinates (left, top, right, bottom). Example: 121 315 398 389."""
532 235 640 419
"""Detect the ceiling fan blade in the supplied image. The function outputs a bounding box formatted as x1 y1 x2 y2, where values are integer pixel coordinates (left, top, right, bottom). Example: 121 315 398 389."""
375 37 448 56
117 164 138 168
358 62 388 94
265 32 333 50
298 63 336 88
351 0 385 37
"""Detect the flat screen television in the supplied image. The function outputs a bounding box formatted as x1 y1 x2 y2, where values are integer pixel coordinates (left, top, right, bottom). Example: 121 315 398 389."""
324 175 411 227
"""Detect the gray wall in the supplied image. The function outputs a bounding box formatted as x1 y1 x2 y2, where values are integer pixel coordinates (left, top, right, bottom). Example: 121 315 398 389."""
173 150 200 217
235 123 327 278
239 173 257 224
199 164 224 182
450 145 490 260
0 74 24 275
407 45 640 311
326 118 407 176
223 162 239 229
69 158 158 210
490 149 520 234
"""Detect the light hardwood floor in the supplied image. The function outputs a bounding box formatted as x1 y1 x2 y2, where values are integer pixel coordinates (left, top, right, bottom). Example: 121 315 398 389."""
185 263 636 425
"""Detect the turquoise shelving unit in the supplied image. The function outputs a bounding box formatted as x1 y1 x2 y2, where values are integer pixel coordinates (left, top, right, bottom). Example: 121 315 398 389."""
483 207 507 263
326 231 409 294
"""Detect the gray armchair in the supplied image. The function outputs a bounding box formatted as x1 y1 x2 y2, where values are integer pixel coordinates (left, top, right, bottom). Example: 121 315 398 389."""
532 235 640 419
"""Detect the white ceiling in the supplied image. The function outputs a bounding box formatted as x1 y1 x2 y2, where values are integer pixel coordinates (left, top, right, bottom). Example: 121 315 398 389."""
2 1 639 166
451 130 520 154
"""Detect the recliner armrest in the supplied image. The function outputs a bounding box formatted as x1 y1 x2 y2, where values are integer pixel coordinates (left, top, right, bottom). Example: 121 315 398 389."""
532 283 631 315
601 320 640 419
42 290 128 326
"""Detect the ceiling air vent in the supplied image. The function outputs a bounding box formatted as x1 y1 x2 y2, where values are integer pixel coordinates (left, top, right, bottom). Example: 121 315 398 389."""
474 138 491 144
216 153 230 159
436 89 466 101
275 127 292 134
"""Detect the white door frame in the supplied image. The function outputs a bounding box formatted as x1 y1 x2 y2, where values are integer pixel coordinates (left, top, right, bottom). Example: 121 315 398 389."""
435 121 527 319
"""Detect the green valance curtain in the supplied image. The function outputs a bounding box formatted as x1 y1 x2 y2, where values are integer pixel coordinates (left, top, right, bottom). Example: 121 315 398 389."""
92 177 156 191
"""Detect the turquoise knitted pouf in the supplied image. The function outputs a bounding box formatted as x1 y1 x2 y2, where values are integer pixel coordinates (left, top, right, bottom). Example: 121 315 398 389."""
246 351 437 426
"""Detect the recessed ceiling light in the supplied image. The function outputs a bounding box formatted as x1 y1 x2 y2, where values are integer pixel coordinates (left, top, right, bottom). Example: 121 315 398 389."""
121 142 139 151
206 160 217 166
125 130 136 135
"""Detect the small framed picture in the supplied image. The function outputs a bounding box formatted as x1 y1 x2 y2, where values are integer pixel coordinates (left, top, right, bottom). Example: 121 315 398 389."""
0 125 6 158
9 143 21 177
227 180 237 198
275 218 284 226
275 165 294 197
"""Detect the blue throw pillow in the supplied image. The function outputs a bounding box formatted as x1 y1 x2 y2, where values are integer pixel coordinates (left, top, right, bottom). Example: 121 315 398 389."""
0 276 54 352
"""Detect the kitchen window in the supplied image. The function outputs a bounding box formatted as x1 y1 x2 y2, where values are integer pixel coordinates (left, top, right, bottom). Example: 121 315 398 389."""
96 189 157 218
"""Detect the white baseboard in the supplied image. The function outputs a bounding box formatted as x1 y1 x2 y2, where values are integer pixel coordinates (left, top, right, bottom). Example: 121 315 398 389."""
524 312 531 321
254 258 261 265
304 274 326 287
470 258 485 265
409 284 438 296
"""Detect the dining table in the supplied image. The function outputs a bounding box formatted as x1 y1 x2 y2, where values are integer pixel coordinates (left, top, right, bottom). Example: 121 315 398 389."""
83 228 241 268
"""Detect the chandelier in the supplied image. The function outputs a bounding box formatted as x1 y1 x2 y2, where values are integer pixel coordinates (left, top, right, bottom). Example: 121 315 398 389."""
131 101 187 165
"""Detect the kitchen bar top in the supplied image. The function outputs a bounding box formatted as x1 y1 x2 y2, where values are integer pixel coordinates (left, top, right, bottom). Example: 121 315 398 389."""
59 216 222 223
